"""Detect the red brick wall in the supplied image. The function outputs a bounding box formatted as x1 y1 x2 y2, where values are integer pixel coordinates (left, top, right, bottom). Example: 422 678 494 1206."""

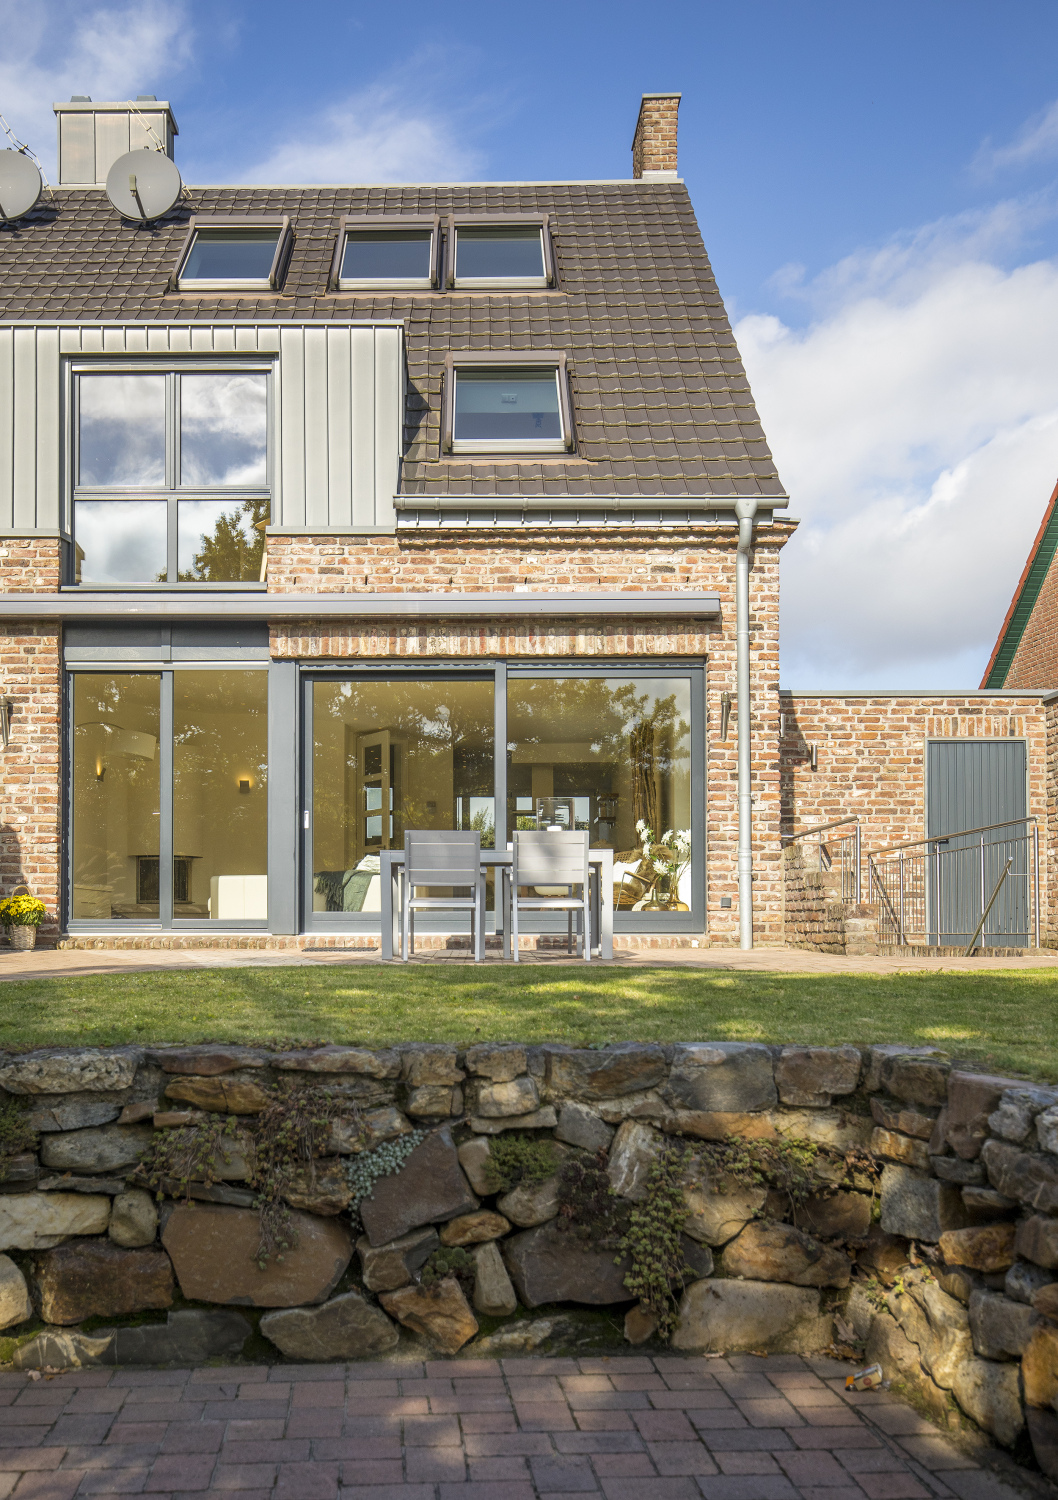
632 95 680 177
0 538 62 593
0 622 62 939
1005 548 1058 689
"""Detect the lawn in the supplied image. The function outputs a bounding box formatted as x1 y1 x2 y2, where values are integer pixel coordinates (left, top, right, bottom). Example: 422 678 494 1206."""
0 964 1056 1080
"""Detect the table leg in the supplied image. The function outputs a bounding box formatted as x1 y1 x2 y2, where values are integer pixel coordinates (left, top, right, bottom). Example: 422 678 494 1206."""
380 856 400 962
598 852 613 960
501 868 511 960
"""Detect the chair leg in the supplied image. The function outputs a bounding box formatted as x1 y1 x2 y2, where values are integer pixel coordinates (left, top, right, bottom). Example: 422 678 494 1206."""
567 909 573 955
401 884 409 962
584 894 591 961
512 889 519 962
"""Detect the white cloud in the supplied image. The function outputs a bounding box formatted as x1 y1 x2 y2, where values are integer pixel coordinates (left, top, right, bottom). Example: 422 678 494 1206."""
737 231 1058 687
0 0 191 178
976 99 1058 175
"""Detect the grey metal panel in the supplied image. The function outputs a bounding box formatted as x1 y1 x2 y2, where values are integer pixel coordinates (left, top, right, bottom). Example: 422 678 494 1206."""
302 327 330 527
0 328 12 529
326 326 352 519
268 660 298 934
94 112 129 184
927 740 1026 839
278 328 306 526
58 114 95 185
35 327 60 529
12 328 37 530
349 326 375 527
374 327 401 526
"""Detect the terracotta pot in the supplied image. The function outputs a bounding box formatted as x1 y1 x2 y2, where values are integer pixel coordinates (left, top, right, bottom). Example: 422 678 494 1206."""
8 925 36 951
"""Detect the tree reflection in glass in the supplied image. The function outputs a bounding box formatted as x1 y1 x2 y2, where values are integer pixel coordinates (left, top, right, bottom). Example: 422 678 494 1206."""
177 498 269 582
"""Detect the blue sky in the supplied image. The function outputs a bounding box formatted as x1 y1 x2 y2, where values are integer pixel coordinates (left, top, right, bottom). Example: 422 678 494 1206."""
5 0 1058 686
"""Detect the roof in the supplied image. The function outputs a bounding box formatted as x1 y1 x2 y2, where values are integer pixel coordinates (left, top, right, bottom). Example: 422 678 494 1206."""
0 182 786 502
981 476 1058 688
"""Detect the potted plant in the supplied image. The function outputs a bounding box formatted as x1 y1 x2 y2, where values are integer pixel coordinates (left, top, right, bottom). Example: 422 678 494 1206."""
635 821 692 911
0 892 46 950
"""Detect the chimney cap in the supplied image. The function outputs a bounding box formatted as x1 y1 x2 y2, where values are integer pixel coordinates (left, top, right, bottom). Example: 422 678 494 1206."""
70 95 91 102
136 94 158 102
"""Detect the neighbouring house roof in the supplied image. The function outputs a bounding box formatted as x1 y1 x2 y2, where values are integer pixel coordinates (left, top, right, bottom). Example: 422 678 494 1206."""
982 477 1058 689
0 182 786 502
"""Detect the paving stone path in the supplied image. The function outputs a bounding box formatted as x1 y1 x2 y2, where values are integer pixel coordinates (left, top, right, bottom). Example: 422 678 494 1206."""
0 1352 1036 1500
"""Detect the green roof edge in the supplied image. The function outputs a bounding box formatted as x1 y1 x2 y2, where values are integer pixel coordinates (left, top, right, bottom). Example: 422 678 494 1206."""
982 478 1058 688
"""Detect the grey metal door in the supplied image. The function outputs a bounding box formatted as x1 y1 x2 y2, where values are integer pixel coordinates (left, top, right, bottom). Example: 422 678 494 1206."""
926 740 1027 945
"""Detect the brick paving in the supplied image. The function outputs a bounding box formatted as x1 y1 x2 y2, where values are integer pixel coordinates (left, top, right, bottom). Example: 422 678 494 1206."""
0 1353 1037 1500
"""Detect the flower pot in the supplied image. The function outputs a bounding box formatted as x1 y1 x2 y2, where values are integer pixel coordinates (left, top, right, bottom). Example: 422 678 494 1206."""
8 925 36 951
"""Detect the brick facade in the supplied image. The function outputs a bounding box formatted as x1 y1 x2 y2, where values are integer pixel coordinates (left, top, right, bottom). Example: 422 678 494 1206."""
1005 547 1058 688
632 94 681 178
0 621 61 938
0 537 62 593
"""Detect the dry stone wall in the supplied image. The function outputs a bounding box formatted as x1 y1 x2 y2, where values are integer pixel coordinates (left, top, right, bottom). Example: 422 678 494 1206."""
2 1041 1058 1476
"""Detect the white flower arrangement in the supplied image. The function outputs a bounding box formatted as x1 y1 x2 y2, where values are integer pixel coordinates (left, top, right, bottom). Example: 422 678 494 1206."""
635 820 691 900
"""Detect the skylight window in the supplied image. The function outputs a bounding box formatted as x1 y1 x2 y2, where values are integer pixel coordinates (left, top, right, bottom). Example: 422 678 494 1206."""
447 215 554 289
331 215 440 290
173 217 293 292
443 352 572 454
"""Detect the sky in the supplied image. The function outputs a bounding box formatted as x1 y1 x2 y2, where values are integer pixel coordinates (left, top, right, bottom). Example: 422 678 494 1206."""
4 0 1058 687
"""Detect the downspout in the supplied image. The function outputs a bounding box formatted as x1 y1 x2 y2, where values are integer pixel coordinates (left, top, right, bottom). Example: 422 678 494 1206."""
735 496 759 949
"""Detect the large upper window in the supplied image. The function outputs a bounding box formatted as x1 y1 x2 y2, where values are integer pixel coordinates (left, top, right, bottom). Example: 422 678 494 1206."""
332 215 440 290
72 365 270 585
442 352 572 454
173 217 292 291
447 215 554 289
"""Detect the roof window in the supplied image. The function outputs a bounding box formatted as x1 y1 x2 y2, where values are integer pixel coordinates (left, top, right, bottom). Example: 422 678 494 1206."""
172 217 293 292
443 352 572 454
447 215 554 289
330 215 441 290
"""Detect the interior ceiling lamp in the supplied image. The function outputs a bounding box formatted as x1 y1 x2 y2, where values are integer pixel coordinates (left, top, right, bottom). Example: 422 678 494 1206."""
106 148 182 222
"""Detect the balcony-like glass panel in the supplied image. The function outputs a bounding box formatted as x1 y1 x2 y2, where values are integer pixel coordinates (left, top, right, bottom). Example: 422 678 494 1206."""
182 229 280 282
180 373 268 487
78 375 165 486
312 678 494 914
341 230 432 282
456 227 544 280
453 368 561 443
173 671 268 920
72 674 161 919
177 499 268 582
74 501 167 583
507 676 693 911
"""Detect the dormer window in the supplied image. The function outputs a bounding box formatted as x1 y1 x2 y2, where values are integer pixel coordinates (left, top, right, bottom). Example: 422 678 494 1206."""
172 217 293 292
442 351 573 454
447 215 554 289
331 215 441 290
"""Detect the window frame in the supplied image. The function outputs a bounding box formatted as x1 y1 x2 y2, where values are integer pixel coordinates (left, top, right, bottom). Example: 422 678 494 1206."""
329 214 442 291
445 213 555 290
67 356 273 589
170 215 294 292
441 350 573 455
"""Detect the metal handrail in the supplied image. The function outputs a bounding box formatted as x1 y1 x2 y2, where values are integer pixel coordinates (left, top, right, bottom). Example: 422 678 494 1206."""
781 816 859 844
868 816 1037 859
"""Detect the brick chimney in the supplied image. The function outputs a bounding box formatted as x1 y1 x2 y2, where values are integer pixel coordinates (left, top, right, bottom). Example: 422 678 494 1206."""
632 93 681 179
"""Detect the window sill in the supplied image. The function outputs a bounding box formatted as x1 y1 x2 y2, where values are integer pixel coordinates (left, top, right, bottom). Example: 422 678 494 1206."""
63 582 268 592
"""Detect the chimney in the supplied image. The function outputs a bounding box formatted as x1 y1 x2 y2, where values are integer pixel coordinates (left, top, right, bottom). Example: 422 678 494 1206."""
632 92 680 179
52 95 178 186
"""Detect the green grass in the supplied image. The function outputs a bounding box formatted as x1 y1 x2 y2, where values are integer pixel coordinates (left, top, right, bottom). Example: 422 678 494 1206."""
1 965 1057 1080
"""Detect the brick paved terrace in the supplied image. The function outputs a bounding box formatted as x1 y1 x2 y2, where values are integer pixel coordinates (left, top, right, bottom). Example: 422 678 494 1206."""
0 1352 1040 1500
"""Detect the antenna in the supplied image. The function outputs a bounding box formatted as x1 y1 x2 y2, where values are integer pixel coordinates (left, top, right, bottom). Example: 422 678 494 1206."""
0 112 45 223
105 148 182 222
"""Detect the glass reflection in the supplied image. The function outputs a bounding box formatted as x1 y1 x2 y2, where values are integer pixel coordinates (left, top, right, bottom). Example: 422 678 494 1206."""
454 369 561 443
178 499 268 582
180 374 267 487
72 675 161 918
341 231 432 281
456 228 544 279
182 230 279 282
174 672 268 920
74 501 167 583
507 677 692 910
78 375 165 486
312 679 494 914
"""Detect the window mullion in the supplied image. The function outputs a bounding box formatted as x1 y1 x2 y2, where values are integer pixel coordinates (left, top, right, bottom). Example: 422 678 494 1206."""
168 373 179 582
159 671 174 926
494 662 507 856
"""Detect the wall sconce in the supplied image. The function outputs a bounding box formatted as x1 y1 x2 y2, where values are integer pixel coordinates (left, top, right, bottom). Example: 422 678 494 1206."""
719 692 732 741
809 744 818 772
0 697 12 751
239 778 251 795
95 761 106 783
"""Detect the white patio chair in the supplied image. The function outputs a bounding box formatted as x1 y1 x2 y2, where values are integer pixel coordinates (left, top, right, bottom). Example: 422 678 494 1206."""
401 830 485 962
511 829 591 962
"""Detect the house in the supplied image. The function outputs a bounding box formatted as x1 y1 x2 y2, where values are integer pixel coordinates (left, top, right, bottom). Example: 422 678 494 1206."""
982 477 1058 690
0 92 1053 955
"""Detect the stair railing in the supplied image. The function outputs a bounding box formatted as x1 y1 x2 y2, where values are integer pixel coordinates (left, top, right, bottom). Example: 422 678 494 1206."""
782 817 861 905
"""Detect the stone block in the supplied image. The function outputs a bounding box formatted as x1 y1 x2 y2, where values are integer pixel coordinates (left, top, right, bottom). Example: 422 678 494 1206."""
870 1097 937 1140
0 1048 140 1095
283 1159 351 1216
1016 1215 1058 1269
108 1188 158 1248
938 1266 978 1304
981 1139 1058 1212
28 1101 120 1133
864 1044 947 1093
662 1110 777 1141
497 1175 560 1228
401 1045 464 1086
607 1120 664 1201
1033 1284 1058 1320
988 1086 1058 1143
40 1124 152 1175
0 1190 110 1250
950 1355 1024 1447
672 1278 831 1354
880 1165 969 1242
545 1042 668 1101
1037 1106 1058 1156
12 1329 115 1370
457 1137 493 1195
943 1071 1024 1159
667 1042 777 1114
440 1210 510 1246
555 1102 614 1153
468 1107 557 1133
891 1278 972 1389
721 1221 851 1288
1022 1321 1058 1407
864 1310 949 1421
464 1043 526 1081
871 1127 931 1171
109 1309 250 1364
939 1223 1016 1273
273 1046 400 1077
359 1126 478 1246
260 1291 398 1359
962 1187 1016 1215
358 1227 438 1292
326 1105 412 1154
406 1084 462 1118
1028 1406 1058 1484
380 1275 478 1353
473 1077 539 1118
774 1045 861 1106
0 1253 30 1329
969 1288 1040 1359
147 1045 266 1075
472 1239 518 1316
932 1155 986 1184
3 1151 38 1182
32 1238 173 1325
799 1190 872 1240
164 1076 270 1114
681 1160 767 1246
769 1108 873 1151
883 1054 950 1107
624 1304 658 1344
1007 1256 1058 1302
163 1204 352 1306
503 1222 632 1306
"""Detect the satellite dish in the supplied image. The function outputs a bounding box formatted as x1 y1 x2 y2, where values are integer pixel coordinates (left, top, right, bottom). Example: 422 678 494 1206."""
105 148 182 222
0 149 43 222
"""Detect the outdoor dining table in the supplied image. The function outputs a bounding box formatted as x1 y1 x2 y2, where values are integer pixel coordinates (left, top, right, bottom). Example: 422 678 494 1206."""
379 846 614 961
